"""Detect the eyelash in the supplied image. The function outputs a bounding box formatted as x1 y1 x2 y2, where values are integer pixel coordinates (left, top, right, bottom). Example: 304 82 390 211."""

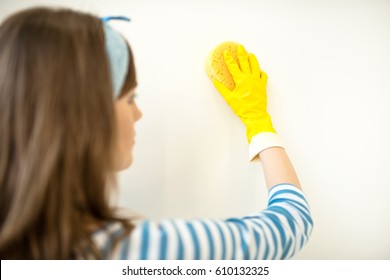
128 94 137 104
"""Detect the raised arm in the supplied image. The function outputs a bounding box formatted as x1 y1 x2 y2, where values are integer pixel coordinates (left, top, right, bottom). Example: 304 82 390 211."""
212 44 301 190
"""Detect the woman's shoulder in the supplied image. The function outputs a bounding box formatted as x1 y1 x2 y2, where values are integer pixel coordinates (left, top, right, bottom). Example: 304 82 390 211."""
91 210 142 235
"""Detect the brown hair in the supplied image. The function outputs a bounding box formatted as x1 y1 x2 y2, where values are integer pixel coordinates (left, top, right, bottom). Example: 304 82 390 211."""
0 7 137 259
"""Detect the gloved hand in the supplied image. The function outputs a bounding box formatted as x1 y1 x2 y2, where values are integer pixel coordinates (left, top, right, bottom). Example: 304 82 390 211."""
212 44 275 142
211 44 283 161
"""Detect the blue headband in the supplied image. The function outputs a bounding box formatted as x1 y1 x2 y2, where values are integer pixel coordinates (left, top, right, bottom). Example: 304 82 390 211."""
101 16 131 98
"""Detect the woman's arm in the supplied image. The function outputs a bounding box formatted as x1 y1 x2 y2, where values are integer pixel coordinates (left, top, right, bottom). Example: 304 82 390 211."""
260 147 301 190
212 44 302 191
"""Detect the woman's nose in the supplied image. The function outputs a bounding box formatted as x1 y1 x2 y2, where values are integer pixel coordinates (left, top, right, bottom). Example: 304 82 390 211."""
134 103 142 121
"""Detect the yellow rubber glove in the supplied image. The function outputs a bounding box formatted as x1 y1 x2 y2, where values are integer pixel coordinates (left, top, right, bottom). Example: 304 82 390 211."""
212 45 275 143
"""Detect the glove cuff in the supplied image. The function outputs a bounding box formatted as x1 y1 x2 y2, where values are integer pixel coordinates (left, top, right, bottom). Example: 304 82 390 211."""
248 132 284 162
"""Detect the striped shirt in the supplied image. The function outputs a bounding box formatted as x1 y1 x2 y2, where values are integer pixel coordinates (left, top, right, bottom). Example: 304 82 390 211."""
91 183 313 259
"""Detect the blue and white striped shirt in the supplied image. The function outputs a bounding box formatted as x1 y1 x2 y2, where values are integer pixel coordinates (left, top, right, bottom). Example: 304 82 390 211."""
92 184 313 259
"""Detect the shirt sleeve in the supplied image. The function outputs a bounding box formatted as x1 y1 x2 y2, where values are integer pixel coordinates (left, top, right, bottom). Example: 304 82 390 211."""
94 183 313 260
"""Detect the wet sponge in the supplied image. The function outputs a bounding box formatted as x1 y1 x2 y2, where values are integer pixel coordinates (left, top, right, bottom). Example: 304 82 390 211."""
205 41 239 91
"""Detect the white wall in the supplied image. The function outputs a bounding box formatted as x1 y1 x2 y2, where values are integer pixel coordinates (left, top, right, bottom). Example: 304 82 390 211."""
1 0 389 259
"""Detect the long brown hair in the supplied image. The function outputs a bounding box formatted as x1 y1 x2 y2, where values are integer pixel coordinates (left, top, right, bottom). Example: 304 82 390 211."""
0 7 137 259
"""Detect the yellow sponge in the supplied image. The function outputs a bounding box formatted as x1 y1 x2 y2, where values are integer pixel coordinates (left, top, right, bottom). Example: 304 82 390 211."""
205 41 239 91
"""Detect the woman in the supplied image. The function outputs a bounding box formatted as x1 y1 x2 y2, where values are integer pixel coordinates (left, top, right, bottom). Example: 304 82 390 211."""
0 7 313 259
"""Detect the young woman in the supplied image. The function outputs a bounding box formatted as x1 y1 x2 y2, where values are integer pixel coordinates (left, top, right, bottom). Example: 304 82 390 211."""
0 7 313 259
